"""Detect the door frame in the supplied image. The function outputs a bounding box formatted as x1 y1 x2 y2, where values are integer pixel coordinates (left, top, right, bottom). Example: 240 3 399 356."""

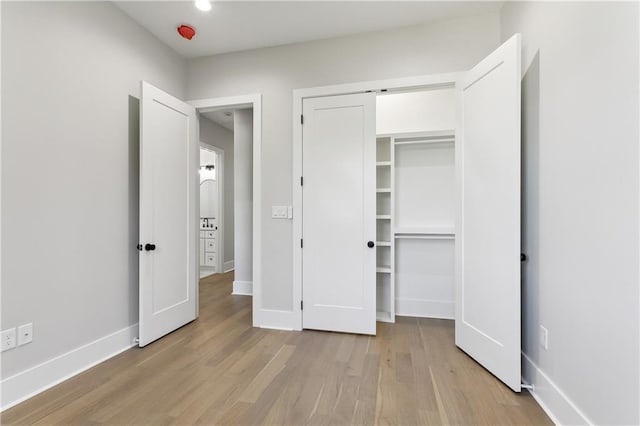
189 94 261 325
199 142 224 274
292 72 461 330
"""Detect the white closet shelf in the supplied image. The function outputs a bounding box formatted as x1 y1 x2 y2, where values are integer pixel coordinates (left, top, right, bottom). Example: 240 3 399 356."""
376 188 391 193
376 241 391 247
376 215 392 220
376 267 392 273
376 161 391 167
378 129 455 139
395 227 455 239
392 130 455 147
376 311 393 323
394 138 454 147
395 226 454 234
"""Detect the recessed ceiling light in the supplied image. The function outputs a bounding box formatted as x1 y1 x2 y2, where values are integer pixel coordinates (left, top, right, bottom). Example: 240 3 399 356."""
195 0 212 12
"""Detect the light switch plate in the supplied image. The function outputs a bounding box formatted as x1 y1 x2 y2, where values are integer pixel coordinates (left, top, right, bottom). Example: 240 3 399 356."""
18 323 33 346
1 328 16 352
271 206 288 219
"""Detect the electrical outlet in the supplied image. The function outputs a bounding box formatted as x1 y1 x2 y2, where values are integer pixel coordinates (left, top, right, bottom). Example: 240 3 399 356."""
1 328 17 352
540 325 549 350
18 323 33 346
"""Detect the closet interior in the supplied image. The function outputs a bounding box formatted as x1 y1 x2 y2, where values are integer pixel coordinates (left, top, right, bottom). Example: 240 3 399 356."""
375 88 456 323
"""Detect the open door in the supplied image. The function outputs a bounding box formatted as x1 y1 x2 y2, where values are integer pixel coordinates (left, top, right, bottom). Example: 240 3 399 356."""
139 81 198 347
455 34 522 391
302 93 376 335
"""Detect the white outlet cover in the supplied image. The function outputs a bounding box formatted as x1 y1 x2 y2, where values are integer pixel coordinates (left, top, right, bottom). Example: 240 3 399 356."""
1 328 17 352
18 323 33 346
540 325 548 350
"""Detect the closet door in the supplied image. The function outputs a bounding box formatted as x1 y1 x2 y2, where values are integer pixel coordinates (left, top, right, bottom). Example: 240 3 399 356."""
302 93 376 335
455 34 522 391
139 81 198 347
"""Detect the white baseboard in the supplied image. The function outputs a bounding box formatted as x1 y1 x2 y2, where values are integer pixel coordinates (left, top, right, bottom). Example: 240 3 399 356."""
0 324 138 412
254 308 301 331
223 260 234 273
232 280 253 295
395 298 454 320
259 325 295 331
199 267 216 279
522 352 592 425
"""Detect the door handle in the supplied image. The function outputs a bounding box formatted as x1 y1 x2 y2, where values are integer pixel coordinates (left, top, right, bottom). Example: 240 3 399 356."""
367 241 375 248
145 243 156 251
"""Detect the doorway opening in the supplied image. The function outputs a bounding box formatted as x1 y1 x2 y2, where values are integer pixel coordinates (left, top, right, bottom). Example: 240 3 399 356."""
198 144 224 278
197 106 255 296
191 95 261 313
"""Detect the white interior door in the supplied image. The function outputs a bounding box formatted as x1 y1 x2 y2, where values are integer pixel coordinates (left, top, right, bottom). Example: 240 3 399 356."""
139 81 198 347
302 93 376 335
455 34 522 391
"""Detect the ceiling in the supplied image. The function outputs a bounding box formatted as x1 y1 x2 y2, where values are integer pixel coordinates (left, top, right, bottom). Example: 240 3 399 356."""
115 1 503 58
201 109 234 130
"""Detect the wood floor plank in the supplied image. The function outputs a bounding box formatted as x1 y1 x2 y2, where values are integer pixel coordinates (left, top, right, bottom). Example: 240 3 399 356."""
1 272 553 425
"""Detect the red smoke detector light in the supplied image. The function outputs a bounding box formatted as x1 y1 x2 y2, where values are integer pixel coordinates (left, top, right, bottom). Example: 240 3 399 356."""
177 25 196 40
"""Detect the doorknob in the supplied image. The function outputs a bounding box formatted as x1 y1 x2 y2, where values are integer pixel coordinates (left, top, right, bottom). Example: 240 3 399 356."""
367 241 375 248
145 243 156 251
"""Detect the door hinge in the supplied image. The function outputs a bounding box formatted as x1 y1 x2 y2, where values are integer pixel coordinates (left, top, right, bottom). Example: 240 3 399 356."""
300 115 304 125
301 300 303 310
300 176 303 186
300 239 303 248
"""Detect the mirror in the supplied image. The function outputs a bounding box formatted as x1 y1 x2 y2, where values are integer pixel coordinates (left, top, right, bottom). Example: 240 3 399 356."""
200 147 218 219
200 179 217 218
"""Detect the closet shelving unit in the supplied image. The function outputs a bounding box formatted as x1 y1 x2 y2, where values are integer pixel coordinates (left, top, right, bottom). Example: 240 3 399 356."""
375 136 395 323
375 129 456 323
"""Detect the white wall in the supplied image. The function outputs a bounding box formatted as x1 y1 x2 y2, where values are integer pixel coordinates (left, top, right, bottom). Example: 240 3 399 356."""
376 88 455 135
234 110 253 285
187 13 501 313
501 2 639 424
1 0 185 389
199 118 234 265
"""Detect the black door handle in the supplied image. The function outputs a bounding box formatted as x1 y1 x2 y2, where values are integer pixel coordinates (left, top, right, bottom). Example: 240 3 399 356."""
136 244 143 251
145 243 156 251
367 241 375 248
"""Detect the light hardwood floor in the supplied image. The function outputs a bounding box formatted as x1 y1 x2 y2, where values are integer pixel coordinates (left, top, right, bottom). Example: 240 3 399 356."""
2 272 551 425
